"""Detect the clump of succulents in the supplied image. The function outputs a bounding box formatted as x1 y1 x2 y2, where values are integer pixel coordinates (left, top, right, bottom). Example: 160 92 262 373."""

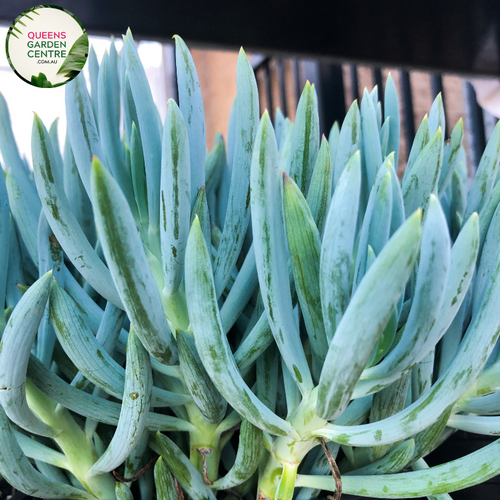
0 29 500 500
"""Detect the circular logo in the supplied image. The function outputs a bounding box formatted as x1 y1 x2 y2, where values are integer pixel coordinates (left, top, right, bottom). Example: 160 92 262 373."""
6 5 88 88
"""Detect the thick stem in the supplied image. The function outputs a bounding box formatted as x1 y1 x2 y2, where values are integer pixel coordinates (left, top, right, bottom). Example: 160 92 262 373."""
258 453 283 500
275 462 298 500
26 380 116 500
258 388 328 500
186 403 221 484
258 435 316 499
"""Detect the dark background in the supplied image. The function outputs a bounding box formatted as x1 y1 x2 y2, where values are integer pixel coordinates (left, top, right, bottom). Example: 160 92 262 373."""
1 0 500 76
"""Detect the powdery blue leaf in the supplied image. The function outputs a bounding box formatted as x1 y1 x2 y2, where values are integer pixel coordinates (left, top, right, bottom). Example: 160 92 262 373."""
213 48 259 298
317 210 422 420
465 121 500 219
174 35 206 204
288 82 320 195
320 152 361 343
160 99 191 295
384 74 400 165
334 101 360 186
0 272 54 436
123 30 162 234
87 329 152 476
91 158 177 364
250 112 313 395
0 407 95 500
402 127 443 217
185 217 294 436
32 114 122 308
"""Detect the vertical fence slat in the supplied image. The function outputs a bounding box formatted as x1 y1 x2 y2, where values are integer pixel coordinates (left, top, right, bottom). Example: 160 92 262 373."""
430 73 444 100
463 82 487 172
317 63 346 134
400 70 416 161
373 66 384 113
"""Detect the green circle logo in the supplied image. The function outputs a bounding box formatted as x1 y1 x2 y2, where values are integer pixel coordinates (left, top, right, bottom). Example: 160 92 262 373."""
6 5 88 88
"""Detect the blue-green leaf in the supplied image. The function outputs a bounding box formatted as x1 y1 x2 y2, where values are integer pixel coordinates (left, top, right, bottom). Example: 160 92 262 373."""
49 280 183 407
296 439 500 498
65 72 102 197
361 88 383 190
0 93 40 216
384 74 400 165
0 171 10 331
334 101 360 186
88 328 153 476
5 169 38 264
211 419 263 489
289 82 320 195
320 152 361 343
250 112 313 395
88 45 99 122
48 119 64 182
174 35 206 204
213 48 259 297
154 457 178 500
317 210 422 420
319 217 500 446
36 214 63 366
62 135 95 245
355 212 478 397
328 122 340 172
32 114 122 308
402 127 443 217
177 330 227 424
405 115 430 177
353 161 393 291
160 99 191 295
275 108 286 149
438 119 464 196
465 121 500 219
364 195 450 379
306 137 333 236
220 245 259 334
123 30 162 233
91 158 177 364
428 93 445 137
98 52 135 216
346 439 415 475
283 172 328 365
27 355 192 431
185 217 294 436
0 272 54 436
156 432 217 500
0 407 94 500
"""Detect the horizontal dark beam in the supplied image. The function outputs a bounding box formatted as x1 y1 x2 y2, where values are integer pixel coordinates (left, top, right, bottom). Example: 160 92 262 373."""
2 0 500 76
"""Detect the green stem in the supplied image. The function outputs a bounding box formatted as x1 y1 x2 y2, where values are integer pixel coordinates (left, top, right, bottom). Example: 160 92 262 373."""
258 388 328 500
258 453 283 500
186 403 221 484
275 462 298 500
26 380 116 500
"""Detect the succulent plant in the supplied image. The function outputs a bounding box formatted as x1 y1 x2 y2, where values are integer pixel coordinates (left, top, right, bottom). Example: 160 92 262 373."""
0 29 500 500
